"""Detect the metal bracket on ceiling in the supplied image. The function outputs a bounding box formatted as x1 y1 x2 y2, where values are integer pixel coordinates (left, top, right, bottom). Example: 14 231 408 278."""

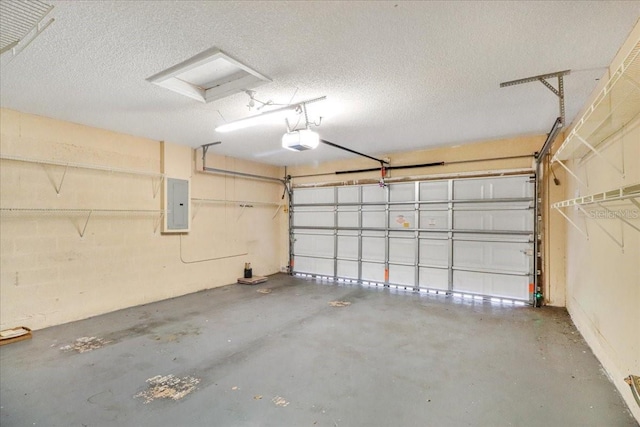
500 69 571 125
200 141 222 167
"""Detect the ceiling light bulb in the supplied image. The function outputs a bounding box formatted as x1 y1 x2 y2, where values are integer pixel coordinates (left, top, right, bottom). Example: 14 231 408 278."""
214 96 326 133
216 106 296 132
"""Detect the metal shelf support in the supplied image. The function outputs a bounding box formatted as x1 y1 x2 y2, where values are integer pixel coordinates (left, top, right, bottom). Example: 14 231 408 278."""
0 208 166 237
0 154 165 198
554 160 588 189
574 134 625 178
575 205 624 251
552 41 639 163
552 183 640 251
190 198 284 221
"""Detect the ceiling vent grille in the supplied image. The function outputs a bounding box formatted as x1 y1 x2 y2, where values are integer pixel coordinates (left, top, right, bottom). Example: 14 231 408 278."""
146 47 271 103
0 0 54 56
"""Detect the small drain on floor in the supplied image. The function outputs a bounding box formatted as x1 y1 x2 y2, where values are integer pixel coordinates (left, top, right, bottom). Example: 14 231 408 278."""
60 336 112 353
134 374 200 403
328 301 351 307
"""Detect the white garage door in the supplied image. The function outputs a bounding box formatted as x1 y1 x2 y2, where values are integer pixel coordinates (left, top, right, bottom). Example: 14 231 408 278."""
291 175 535 303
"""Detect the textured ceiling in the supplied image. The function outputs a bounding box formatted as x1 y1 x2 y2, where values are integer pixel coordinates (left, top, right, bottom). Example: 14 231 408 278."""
1 1 639 166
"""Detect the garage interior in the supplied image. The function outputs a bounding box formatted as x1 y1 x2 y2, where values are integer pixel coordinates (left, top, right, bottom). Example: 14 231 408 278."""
0 1 639 425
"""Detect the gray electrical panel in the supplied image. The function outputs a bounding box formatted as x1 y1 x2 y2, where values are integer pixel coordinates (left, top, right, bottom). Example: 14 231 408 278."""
167 178 189 230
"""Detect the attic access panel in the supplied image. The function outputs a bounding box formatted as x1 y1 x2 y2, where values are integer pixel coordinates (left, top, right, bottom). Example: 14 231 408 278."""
0 0 54 56
147 47 270 103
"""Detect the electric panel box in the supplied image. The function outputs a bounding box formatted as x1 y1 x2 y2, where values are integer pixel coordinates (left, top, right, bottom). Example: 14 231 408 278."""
166 178 189 231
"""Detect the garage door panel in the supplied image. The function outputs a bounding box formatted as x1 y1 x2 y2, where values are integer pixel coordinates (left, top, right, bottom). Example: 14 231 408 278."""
419 239 448 266
294 256 334 276
337 260 358 279
292 176 534 303
389 183 415 202
389 238 415 264
453 240 530 274
453 210 532 231
294 187 335 204
337 235 358 259
419 209 448 229
419 267 449 290
294 233 334 257
419 181 448 201
389 264 415 286
390 206 414 229
362 185 386 203
362 262 385 282
338 210 359 227
453 270 529 300
362 236 385 261
293 207 334 227
453 176 532 199
338 186 359 203
362 209 385 228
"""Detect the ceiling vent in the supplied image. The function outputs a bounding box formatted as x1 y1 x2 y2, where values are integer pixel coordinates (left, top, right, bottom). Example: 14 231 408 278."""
147 47 271 103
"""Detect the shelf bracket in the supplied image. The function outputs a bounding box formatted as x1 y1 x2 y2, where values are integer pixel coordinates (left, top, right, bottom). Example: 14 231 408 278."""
237 204 250 221
597 203 640 233
554 160 588 189
622 73 640 91
153 212 164 234
78 210 93 238
152 175 165 199
191 201 202 221
42 163 69 195
55 164 69 195
554 207 589 240
575 135 625 177
576 205 624 251
272 205 282 219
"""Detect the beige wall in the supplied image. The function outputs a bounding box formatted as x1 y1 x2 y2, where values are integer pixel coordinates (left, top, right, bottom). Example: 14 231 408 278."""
554 20 640 421
289 135 541 186
0 109 286 331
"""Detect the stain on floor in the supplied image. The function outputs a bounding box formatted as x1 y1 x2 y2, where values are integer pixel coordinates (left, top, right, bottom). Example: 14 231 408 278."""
59 336 112 353
150 328 201 343
257 288 272 294
328 301 351 307
134 374 200 403
272 395 290 407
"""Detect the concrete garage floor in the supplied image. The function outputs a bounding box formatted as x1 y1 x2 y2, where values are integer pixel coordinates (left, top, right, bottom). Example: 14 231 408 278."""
0 274 636 426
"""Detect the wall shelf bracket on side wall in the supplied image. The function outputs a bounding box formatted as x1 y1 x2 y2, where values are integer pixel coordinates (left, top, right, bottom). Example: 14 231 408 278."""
0 155 166 198
0 208 166 237
190 198 284 222
552 183 640 252
551 41 640 182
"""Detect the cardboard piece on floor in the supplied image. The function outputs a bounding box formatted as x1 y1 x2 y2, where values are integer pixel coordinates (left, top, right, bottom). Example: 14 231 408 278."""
0 326 32 346
237 276 268 285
